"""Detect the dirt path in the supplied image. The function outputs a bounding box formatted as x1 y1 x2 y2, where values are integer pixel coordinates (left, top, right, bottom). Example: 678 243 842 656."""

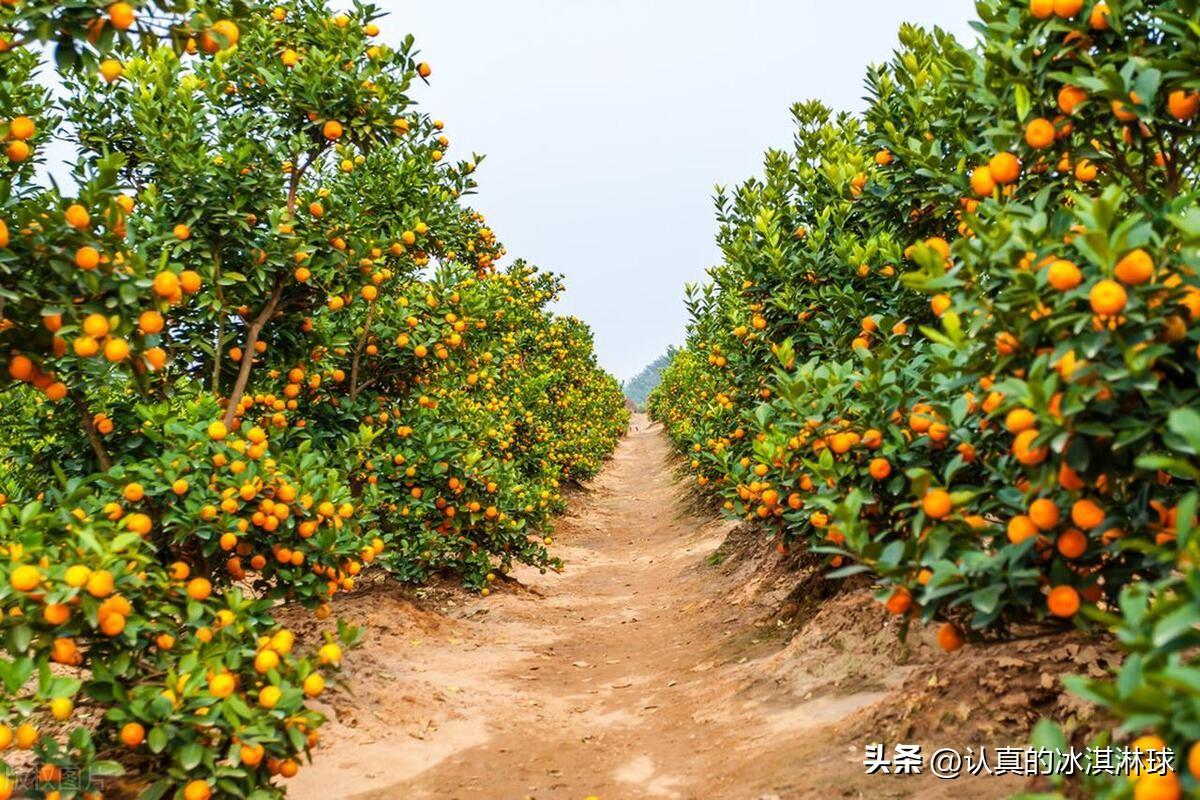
289 415 1023 799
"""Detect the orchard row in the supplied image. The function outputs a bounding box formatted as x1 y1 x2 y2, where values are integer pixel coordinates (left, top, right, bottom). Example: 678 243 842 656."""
650 1 1200 797
0 2 627 798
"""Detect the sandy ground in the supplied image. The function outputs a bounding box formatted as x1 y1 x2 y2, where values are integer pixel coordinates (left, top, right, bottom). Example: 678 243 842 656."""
287 416 1051 800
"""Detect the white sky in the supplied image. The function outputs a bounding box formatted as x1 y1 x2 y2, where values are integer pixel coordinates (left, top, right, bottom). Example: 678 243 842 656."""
372 1 978 380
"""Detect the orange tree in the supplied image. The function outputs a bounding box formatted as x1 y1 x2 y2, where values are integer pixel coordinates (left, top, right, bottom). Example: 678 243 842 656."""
0 1 625 797
651 1 1200 795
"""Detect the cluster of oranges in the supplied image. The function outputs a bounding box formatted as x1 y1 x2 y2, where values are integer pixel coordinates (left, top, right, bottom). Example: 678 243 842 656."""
653 2 1200 796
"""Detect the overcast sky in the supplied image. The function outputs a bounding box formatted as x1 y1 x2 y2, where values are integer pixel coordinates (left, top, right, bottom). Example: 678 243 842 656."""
369 1 978 381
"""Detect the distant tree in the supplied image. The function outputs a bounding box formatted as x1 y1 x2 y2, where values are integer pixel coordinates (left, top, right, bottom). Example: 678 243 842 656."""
623 347 676 409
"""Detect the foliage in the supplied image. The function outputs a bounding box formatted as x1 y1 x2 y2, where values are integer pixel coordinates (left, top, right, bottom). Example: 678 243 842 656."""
650 1 1200 796
0 1 626 796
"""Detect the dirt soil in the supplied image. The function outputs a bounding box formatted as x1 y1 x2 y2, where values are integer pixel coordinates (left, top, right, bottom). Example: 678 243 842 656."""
290 415 1111 800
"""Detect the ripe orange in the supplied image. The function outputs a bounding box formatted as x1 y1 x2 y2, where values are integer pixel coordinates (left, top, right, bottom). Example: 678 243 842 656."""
1056 528 1087 559
86 570 114 598
7 354 34 381
1004 408 1037 433
187 577 212 600
1053 0 1082 18
9 564 41 592
153 271 180 298
65 204 91 229
868 458 891 480
885 587 912 615
1047 259 1081 290
303 673 325 697
1133 772 1181 800
1169 90 1199 122
922 489 952 519
1114 249 1153 285
183 780 212 800
82 313 110 337
1029 0 1054 18
323 120 344 140
100 59 123 82
1089 279 1127 315
1024 118 1055 149
173 223 190 240
108 2 136 31
988 152 1020 184
120 722 145 748
104 337 130 362
1058 85 1087 114
936 622 963 652
1070 498 1105 529
1028 498 1060 530
969 165 996 196
138 310 164 333
1013 429 1048 465
8 116 35 140
1006 515 1039 544
75 245 100 270
1047 585 1080 618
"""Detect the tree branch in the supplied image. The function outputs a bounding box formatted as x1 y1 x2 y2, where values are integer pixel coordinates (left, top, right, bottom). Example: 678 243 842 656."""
349 303 377 402
221 278 284 429
73 396 112 472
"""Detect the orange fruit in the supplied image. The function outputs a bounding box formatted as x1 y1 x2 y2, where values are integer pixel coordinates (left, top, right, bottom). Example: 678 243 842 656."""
1047 585 1080 618
1168 90 1199 122
104 337 130 362
1053 0 1082 18
82 313 110 337
9 564 41 592
988 152 1020 184
1047 259 1081 290
65 204 91 229
1071 498 1105 529
323 120 344 140
1013 429 1048 465
1004 407 1037 433
1056 528 1087 559
152 271 179 298
936 622 964 652
1007 515 1040 544
1114 249 1153 285
1089 279 1127 315
8 116 35 140
7 354 34 381
922 489 952 519
885 587 912 615
120 722 145 748
183 780 212 800
187 577 212 600
1133 772 1181 800
108 2 136 31
969 165 996 196
1028 499 1060 530
1029 0 1054 18
1024 118 1055 149
75 245 100 270
138 310 164 334
868 458 891 480
86 570 114 597
1058 85 1087 114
